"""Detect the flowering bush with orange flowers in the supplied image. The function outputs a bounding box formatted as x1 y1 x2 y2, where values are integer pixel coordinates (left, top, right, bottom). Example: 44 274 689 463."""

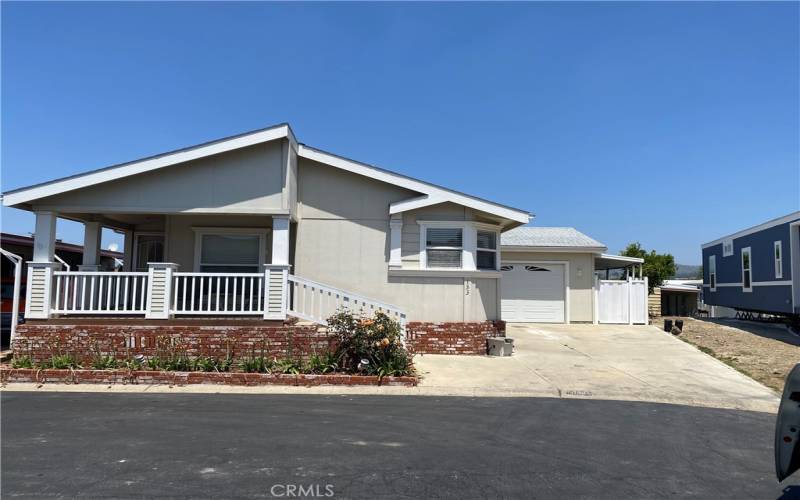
326 310 413 377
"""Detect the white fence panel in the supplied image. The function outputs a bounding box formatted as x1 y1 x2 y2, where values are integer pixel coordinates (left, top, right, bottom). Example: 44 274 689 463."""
597 278 648 325
52 271 149 314
172 273 265 315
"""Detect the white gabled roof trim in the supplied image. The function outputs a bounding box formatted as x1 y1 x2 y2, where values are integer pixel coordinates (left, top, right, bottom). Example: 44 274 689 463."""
701 211 800 249
298 145 530 224
2 123 529 225
3 124 293 207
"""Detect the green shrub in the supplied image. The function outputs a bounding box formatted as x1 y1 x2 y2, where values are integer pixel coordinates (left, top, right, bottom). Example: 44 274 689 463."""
191 356 233 372
91 355 119 370
326 310 413 377
305 352 339 374
11 356 33 369
273 358 301 375
239 356 272 373
41 354 81 370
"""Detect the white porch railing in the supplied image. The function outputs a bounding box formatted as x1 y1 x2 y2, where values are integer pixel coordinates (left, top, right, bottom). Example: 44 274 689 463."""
172 273 265 315
52 271 149 314
287 275 407 328
29 263 404 328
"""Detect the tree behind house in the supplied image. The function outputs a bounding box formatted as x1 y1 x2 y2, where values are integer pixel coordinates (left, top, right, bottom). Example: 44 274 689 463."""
619 242 676 293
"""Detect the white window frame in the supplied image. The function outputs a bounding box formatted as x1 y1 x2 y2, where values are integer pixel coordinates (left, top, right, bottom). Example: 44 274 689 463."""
418 221 500 271
708 255 716 292
741 246 752 292
722 239 734 257
775 240 783 279
476 228 500 271
192 227 268 273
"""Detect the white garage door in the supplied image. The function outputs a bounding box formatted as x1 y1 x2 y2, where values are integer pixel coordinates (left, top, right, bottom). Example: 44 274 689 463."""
501 263 566 323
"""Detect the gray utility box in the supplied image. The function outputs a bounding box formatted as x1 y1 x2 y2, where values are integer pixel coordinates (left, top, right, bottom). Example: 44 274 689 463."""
487 337 514 356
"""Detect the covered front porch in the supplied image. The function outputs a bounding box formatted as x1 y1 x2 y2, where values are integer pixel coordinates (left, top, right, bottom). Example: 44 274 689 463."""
22 211 405 329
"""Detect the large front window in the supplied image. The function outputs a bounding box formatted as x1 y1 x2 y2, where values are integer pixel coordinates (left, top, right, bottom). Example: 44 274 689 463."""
196 231 264 273
425 228 463 268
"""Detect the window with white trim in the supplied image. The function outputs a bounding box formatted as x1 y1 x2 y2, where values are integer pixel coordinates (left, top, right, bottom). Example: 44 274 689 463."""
708 255 716 291
196 231 264 273
425 227 463 269
476 230 498 270
722 239 733 257
741 247 752 292
775 241 783 279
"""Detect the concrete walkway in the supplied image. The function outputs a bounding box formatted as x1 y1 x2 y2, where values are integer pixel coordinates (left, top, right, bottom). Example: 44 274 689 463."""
414 323 780 413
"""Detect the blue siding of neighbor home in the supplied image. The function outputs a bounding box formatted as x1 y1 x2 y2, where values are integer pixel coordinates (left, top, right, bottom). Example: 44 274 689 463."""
702 217 797 314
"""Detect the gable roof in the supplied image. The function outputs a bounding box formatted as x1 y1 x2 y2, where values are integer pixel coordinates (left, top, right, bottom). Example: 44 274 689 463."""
501 226 606 251
2 123 530 224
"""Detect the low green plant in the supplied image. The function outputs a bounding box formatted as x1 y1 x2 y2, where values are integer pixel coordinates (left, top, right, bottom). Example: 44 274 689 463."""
11 356 33 369
273 358 301 375
91 355 119 370
191 356 233 372
239 356 272 373
41 354 81 370
305 352 339 374
120 357 143 370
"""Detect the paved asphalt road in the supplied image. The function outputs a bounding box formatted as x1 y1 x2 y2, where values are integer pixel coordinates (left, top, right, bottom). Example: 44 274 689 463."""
1 392 796 499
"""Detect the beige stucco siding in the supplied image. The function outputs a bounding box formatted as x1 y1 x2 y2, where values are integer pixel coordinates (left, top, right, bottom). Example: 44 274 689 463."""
501 251 596 322
295 158 499 322
34 142 285 214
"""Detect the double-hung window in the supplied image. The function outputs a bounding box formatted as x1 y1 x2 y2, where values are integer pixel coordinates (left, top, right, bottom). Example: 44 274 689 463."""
741 247 752 292
195 229 265 273
708 255 716 292
425 227 463 268
775 241 783 279
476 230 498 270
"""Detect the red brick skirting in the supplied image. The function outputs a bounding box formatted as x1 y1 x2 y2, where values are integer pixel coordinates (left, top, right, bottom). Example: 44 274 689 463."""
12 323 333 365
405 321 506 355
0 368 417 387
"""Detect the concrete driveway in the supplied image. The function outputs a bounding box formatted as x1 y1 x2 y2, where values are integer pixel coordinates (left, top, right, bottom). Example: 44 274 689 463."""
414 323 780 413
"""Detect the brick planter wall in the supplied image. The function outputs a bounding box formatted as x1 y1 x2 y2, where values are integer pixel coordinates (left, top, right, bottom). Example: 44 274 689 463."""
12 323 334 365
0 368 417 387
405 321 505 355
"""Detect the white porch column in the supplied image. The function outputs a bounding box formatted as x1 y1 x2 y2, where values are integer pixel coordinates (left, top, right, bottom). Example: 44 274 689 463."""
145 263 178 319
26 212 59 319
32 211 57 262
81 221 102 268
389 216 403 268
272 215 290 266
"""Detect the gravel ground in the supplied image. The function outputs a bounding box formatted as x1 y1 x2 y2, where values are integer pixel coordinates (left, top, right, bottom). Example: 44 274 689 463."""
665 317 800 392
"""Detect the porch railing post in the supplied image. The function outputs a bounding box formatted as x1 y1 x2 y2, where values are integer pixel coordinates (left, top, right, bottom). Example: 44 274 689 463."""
24 262 60 319
263 264 290 320
145 262 178 319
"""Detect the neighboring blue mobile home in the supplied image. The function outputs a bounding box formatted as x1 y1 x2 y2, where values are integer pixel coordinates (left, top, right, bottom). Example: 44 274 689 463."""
701 211 800 316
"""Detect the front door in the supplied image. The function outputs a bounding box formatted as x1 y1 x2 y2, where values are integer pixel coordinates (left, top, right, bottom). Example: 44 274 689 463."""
133 233 164 272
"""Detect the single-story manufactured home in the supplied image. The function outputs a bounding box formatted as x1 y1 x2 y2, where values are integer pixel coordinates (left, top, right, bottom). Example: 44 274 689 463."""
702 211 800 318
2 123 646 356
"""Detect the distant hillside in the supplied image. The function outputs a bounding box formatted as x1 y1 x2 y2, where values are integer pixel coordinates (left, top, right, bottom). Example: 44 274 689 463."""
673 264 702 279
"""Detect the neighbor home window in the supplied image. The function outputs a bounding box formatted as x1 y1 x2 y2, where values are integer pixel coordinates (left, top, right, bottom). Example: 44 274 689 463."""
741 247 752 292
425 228 463 268
722 239 734 257
476 230 498 270
775 241 783 279
708 255 716 291
195 230 265 273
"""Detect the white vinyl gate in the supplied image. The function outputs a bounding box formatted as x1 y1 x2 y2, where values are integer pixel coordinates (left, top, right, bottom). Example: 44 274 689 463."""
596 277 648 324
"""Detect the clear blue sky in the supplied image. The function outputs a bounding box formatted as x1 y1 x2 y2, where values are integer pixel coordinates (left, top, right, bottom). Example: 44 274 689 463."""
2 2 798 264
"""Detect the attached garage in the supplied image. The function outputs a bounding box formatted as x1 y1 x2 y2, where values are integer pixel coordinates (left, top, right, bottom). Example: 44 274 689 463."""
500 262 567 323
